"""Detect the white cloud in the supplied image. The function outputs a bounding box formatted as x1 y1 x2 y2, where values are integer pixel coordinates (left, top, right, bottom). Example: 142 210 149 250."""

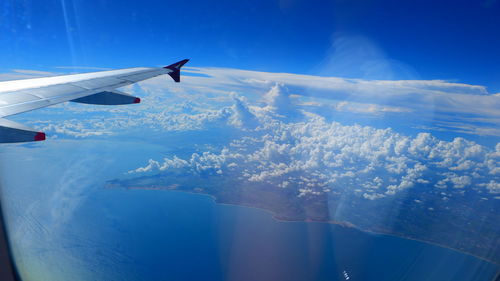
129 100 499 199
130 156 189 173
262 83 302 118
448 174 472 188
229 95 260 129
479 181 500 194
35 120 113 138
363 193 386 200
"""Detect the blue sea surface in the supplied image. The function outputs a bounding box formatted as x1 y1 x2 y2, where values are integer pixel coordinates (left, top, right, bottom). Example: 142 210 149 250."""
73 189 498 281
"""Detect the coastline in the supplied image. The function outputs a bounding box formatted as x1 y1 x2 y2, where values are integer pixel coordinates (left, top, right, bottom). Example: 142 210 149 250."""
108 184 500 266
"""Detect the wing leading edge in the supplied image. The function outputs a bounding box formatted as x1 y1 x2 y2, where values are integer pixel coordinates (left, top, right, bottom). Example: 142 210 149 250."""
0 59 189 143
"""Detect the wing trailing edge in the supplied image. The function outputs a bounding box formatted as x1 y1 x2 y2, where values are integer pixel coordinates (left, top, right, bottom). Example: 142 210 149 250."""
71 90 141 105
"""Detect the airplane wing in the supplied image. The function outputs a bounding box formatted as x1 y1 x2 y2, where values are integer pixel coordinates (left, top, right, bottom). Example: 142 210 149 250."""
0 59 189 143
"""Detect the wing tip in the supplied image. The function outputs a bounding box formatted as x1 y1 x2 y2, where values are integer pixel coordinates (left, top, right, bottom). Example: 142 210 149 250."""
34 132 46 142
164 59 190 83
164 59 189 70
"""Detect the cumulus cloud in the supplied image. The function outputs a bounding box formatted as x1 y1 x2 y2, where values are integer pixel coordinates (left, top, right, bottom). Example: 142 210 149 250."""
229 95 260 129
363 193 386 200
34 120 113 138
480 181 500 194
262 83 302 119
131 156 189 173
130 100 499 199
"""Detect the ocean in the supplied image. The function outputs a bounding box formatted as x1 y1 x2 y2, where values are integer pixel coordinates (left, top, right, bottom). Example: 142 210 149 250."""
70 188 498 281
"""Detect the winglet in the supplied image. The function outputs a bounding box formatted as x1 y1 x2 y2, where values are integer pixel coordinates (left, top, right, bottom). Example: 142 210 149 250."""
164 59 189 82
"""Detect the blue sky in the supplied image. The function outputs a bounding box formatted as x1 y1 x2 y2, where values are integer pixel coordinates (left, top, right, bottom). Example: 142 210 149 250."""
1 0 500 91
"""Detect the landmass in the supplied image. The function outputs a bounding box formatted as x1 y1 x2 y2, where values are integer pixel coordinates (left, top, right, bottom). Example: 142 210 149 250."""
105 170 500 265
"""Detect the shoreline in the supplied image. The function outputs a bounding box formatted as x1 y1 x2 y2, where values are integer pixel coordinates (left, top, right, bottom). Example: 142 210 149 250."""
108 184 500 266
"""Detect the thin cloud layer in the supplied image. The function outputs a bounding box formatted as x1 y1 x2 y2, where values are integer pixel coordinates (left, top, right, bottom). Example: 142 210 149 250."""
178 67 500 136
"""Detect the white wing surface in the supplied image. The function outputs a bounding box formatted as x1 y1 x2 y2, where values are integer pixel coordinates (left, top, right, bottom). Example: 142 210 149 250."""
0 59 188 143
